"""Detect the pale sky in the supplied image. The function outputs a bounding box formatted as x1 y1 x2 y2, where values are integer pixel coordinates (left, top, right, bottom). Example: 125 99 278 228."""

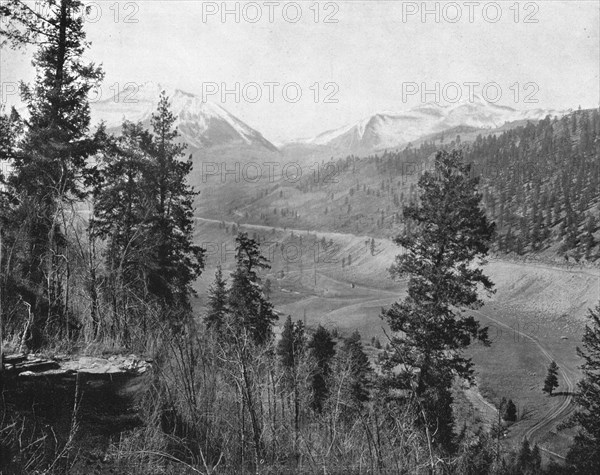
2 0 599 143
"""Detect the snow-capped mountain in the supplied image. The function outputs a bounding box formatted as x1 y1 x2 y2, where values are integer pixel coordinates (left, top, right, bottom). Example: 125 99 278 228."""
294 97 570 154
91 82 278 152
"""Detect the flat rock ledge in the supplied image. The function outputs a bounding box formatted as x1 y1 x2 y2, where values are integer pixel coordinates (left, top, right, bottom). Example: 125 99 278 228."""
2 353 152 378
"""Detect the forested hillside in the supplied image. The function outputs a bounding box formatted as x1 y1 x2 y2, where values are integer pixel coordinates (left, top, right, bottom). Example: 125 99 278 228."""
226 109 600 263
466 109 600 261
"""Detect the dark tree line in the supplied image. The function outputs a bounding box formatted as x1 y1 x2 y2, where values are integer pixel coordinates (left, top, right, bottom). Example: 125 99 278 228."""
0 0 104 347
464 110 600 261
0 0 203 348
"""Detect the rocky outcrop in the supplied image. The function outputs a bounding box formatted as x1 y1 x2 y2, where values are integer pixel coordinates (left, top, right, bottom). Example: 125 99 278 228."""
2 353 152 377
0 353 153 473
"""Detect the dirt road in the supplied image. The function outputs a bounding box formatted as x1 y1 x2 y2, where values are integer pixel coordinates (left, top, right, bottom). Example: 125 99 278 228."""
472 308 574 460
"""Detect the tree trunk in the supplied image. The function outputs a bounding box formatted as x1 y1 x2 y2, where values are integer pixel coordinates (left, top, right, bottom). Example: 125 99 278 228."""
240 354 263 470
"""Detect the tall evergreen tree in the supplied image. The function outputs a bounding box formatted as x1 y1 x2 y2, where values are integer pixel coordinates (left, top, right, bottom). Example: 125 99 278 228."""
278 316 306 370
145 93 205 318
308 325 336 412
340 330 372 408
530 444 542 473
503 399 517 422
383 149 495 449
0 0 103 347
205 265 228 332
517 438 532 471
228 232 277 345
543 361 560 395
277 316 306 435
512 438 543 474
566 303 600 473
93 95 204 334
91 121 153 339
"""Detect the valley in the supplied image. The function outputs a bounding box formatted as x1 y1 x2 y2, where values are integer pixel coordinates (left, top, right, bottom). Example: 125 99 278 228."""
193 216 598 460
87 88 600 466
2 2 598 472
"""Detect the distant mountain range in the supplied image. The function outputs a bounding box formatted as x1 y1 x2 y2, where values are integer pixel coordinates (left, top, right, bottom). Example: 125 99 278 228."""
291 97 570 154
91 83 570 158
91 82 278 153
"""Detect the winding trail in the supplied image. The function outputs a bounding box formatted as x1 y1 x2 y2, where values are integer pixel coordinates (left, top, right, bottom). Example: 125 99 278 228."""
195 216 377 243
471 308 574 460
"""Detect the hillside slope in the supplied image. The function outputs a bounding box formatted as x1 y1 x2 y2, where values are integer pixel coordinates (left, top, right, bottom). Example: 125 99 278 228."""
203 108 600 264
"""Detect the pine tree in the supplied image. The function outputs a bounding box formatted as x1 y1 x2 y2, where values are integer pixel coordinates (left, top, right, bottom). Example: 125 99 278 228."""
92 121 153 340
228 232 277 345
566 303 600 473
308 325 336 412
383 149 495 449
530 444 542 473
277 316 306 434
503 399 517 422
278 316 306 370
517 438 532 470
93 96 205 334
0 0 104 347
205 265 228 331
543 361 560 395
514 439 542 474
145 93 205 318
340 330 371 408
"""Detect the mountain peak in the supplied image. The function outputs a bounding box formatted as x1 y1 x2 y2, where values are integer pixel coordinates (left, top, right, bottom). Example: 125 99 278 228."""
293 99 568 153
91 83 278 152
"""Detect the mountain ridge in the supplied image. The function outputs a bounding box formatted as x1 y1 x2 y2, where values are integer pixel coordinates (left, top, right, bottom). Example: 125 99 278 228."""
90 82 279 153
290 97 571 155
89 83 574 161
